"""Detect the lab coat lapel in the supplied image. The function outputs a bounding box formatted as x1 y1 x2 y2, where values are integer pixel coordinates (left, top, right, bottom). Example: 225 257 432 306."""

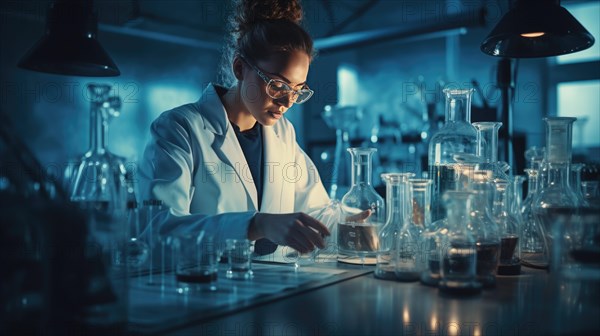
197 84 259 210
261 126 285 212
216 129 259 210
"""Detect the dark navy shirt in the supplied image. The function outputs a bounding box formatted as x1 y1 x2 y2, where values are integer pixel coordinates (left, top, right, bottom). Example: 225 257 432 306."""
230 121 277 255
230 121 264 209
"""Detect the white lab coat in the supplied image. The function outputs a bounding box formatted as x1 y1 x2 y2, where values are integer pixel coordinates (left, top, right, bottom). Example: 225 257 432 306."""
139 84 330 249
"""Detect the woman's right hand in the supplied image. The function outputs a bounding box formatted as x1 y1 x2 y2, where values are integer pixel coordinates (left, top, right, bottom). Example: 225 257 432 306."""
248 212 330 254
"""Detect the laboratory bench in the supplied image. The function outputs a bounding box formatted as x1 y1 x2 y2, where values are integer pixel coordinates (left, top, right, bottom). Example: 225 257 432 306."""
128 259 600 336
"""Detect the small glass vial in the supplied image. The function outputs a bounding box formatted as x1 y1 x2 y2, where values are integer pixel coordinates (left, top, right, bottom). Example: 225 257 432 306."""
375 173 413 280
338 148 385 260
438 191 481 295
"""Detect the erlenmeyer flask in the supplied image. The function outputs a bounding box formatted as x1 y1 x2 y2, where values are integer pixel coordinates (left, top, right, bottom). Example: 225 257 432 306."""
468 173 501 288
395 178 431 281
521 168 545 263
375 173 413 280
338 148 385 261
532 117 583 269
428 88 478 222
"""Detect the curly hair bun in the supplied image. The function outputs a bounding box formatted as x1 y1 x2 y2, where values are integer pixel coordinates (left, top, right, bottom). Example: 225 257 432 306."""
235 0 304 33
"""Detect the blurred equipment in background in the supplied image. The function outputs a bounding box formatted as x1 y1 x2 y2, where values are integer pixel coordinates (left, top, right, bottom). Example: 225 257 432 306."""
321 105 363 200
18 0 120 76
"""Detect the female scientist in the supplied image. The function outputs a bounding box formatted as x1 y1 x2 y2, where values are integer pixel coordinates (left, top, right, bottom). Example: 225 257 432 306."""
139 0 333 255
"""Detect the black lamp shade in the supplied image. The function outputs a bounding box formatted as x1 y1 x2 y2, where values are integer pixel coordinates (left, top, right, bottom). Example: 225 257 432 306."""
18 0 120 77
481 0 595 58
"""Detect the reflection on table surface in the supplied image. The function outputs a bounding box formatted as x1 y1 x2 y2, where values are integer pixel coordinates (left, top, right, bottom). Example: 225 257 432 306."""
130 261 600 336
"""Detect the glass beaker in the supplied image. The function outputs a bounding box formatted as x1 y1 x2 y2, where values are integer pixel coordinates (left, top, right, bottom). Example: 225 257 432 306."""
338 148 385 260
492 179 521 275
473 121 509 180
532 117 583 269
375 173 413 280
69 84 128 330
428 88 478 222
322 105 363 200
468 173 501 288
438 191 481 295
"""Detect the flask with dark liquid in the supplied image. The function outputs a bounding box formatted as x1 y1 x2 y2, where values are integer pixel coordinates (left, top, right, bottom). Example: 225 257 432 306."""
492 179 522 275
468 173 501 288
438 191 481 295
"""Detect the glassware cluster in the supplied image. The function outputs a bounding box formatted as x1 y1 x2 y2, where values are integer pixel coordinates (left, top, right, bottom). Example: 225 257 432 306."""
364 86 599 294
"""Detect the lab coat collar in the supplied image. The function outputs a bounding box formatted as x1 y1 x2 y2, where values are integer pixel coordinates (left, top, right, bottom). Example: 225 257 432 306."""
195 84 229 136
194 83 286 212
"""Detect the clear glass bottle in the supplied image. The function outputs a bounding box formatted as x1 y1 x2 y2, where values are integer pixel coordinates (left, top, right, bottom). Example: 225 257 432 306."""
438 191 481 295
375 173 413 280
338 148 385 260
428 88 478 222
492 179 521 275
532 117 583 269
468 173 501 288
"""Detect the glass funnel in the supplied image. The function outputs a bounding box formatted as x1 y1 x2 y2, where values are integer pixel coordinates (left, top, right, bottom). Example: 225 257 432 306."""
428 88 478 222
532 117 582 269
438 191 481 295
322 105 363 200
375 173 413 280
338 147 385 260
68 83 128 329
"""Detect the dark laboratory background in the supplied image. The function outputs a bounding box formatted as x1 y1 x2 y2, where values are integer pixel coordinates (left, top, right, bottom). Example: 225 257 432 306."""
1 0 600 334
1 0 599 189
